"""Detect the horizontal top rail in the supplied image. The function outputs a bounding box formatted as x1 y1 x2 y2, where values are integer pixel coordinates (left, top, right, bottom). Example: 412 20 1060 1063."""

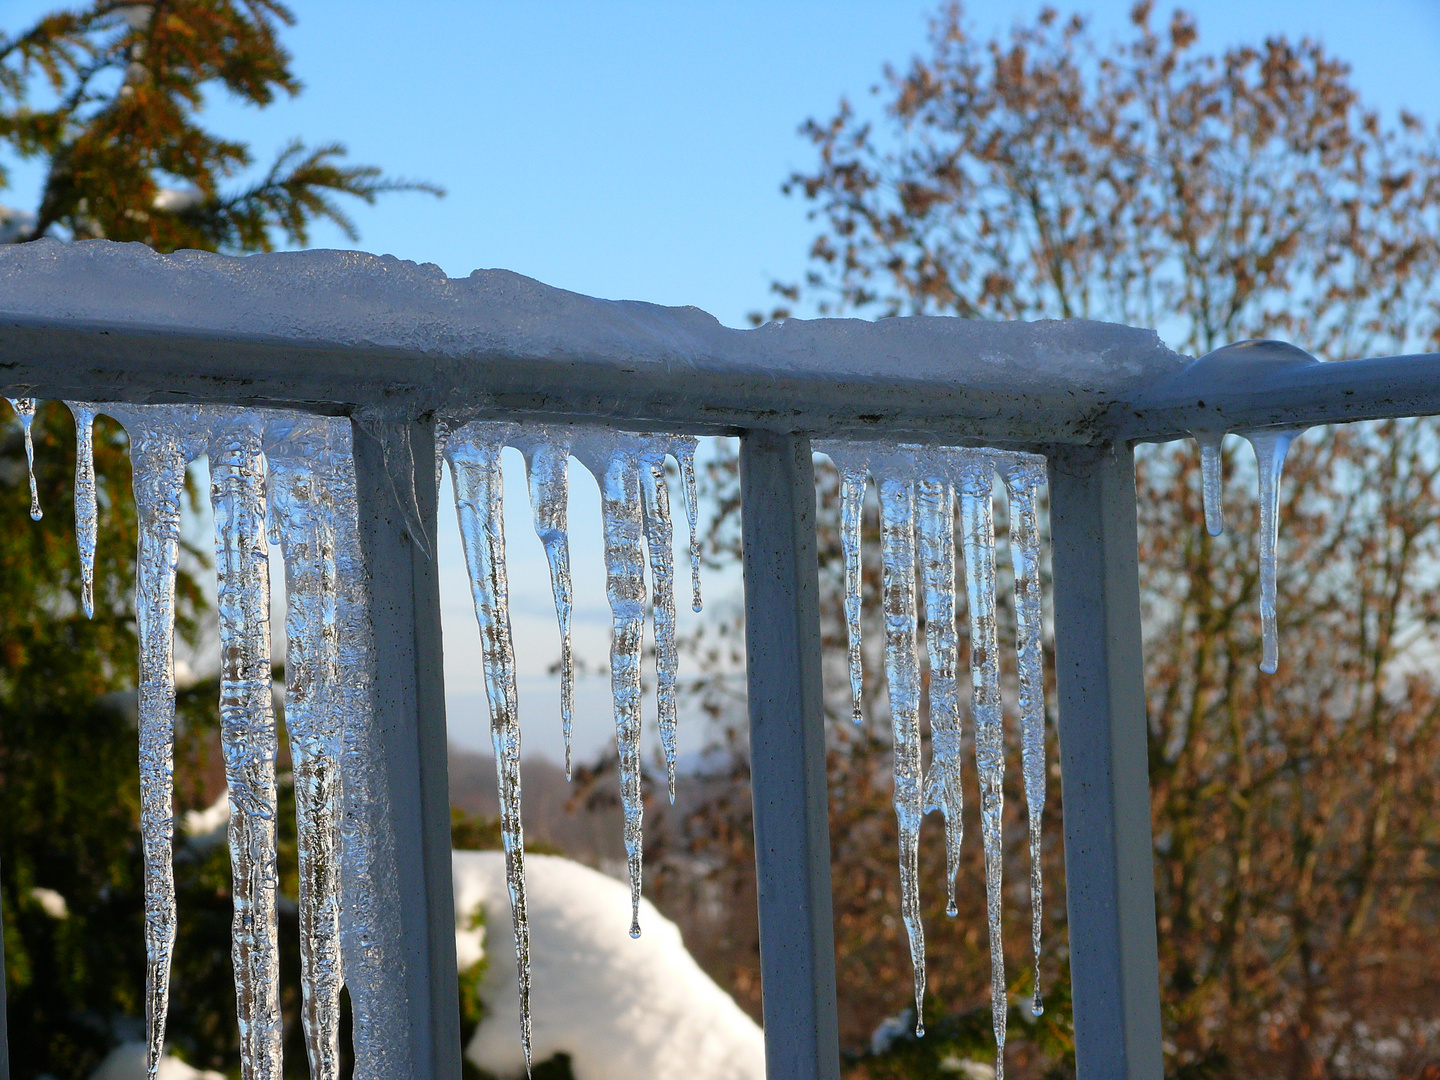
1 240 1437 446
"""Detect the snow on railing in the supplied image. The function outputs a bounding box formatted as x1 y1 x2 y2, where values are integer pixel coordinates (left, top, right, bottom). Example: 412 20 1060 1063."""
4 239 1440 1080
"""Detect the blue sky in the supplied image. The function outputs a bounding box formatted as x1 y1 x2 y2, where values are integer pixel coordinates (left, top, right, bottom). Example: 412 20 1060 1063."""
4 0 1440 762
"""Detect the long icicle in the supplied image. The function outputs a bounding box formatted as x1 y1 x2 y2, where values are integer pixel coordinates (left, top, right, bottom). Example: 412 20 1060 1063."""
8 396 41 520
1002 455 1048 1016
446 422 533 1071
640 441 680 803
672 436 704 613
821 444 870 726
66 402 98 616
1194 431 1226 537
877 461 927 1037
267 418 343 1080
916 472 963 918
959 455 1007 1079
1245 428 1302 674
333 425 413 1080
119 408 193 1080
574 431 649 938
209 412 283 1080
520 430 577 779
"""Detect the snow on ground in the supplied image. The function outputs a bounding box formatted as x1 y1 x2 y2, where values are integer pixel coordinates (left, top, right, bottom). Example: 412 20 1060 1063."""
453 850 765 1080
89 1041 224 1080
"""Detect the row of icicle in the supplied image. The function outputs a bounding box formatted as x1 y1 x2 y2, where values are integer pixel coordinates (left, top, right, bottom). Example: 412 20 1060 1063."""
4 392 1303 1080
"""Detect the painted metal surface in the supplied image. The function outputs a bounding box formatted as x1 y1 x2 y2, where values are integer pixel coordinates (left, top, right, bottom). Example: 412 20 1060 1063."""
740 431 842 1080
351 417 461 1080
1047 442 1164 1080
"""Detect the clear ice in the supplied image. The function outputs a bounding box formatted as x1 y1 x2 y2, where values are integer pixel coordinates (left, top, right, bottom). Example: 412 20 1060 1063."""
114 405 201 1080
874 449 928 1037
445 421 535 1071
1194 431 1226 537
640 441 681 803
210 411 284 1080
516 428 577 779
674 437 704 613
1244 428 1302 674
916 472 963 918
267 416 344 1080
959 461 1008 1078
571 430 649 938
332 424 412 1080
66 401 98 616
8 395 41 520
1002 456 1048 1016
829 447 870 725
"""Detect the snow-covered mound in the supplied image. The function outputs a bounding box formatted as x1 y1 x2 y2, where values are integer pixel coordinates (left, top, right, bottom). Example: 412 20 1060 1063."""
88 1041 224 1080
453 850 765 1080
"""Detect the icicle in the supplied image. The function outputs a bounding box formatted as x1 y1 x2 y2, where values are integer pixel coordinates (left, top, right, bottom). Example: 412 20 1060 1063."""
267 416 343 1080
640 440 680 803
333 424 412 1080
1244 428 1302 674
876 452 927 1037
1194 431 1226 537
672 436 703 612
445 421 534 1071
113 407 197 1080
1002 455 1048 1017
518 430 577 780
916 472 963 918
958 456 1007 1078
817 443 870 726
8 396 41 520
434 416 452 497
66 402 99 617
209 412 283 1080
572 431 648 939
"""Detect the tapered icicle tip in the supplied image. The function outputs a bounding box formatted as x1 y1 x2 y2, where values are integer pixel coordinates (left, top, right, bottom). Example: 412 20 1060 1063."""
1032 989 1045 1017
946 898 958 918
1243 427 1301 675
1193 431 1226 536
67 402 99 618
9 397 42 520
915 1018 925 1038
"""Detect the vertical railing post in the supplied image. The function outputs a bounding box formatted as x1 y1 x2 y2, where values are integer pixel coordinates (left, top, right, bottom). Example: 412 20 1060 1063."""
1047 441 1164 1079
352 416 460 1080
740 429 842 1080
1 856 9 1080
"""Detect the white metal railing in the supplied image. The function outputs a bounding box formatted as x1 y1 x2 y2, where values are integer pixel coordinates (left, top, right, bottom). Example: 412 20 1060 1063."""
3 239 1440 1080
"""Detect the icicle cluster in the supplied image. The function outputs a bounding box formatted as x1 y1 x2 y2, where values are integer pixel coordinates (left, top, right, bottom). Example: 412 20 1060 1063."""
1188 427 1306 674
816 440 1051 1080
441 420 704 1071
10 403 408 1080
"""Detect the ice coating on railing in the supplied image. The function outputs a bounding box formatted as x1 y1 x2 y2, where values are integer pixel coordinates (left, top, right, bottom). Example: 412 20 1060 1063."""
8 395 41 519
1194 431 1226 537
640 441 681 802
267 416 344 1080
112 405 202 1080
332 425 412 1080
209 411 283 1080
916 473 963 918
66 402 99 616
516 428 576 779
1244 428 1303 674
1002 456 1048 1016
958 460 1009 1078
445 421 534 1071
874 449 928 1036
